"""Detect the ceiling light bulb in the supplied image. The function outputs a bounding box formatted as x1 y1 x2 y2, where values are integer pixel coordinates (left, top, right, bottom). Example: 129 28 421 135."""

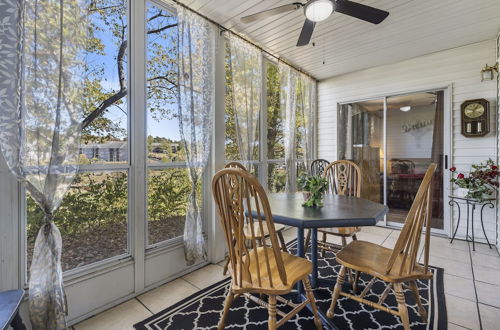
400 106 411 112
305 0 334 22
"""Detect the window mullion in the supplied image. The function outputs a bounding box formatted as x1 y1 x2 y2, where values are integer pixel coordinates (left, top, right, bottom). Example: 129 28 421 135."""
130 0 147 294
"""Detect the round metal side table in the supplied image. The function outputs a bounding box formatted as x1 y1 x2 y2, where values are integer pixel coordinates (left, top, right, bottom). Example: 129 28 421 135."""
449 195 495 251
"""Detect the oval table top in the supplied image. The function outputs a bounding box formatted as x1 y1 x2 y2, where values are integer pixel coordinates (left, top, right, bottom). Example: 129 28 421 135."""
263 193 388 229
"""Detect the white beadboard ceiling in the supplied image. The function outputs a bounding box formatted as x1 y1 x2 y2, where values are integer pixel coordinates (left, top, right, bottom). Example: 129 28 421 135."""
179 0 500 80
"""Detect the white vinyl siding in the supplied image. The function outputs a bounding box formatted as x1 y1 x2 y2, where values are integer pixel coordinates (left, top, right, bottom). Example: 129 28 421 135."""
318 40 498 244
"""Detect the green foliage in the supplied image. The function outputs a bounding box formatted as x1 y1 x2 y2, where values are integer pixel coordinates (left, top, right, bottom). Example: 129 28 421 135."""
148 169 191 221
298 175 328 208
27 170 192 242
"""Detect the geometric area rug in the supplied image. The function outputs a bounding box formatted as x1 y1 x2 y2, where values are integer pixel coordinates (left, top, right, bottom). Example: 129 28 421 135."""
134 240 447 330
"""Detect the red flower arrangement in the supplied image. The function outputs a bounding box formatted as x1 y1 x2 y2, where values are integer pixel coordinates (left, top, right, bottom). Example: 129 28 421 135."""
450 158 500 201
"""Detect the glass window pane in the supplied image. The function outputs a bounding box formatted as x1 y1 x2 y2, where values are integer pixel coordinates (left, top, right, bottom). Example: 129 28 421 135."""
146 2 180 164
266 62 284 160
80 0 128 165
27 171 128 272
338 100 384 204
147 168 195 245
386 92 443 229
268 163 287 193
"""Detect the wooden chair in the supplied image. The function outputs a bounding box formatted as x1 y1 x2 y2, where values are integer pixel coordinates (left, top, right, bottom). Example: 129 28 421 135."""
310 159 330 177
225 162 287 252
327 163 437 330
305 160 362 254
212 168 322 330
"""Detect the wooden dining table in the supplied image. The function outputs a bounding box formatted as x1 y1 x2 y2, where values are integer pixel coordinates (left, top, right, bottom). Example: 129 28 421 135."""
261 193 388 329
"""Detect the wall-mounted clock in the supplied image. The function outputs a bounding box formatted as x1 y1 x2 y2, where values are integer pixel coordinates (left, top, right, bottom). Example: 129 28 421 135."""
461 99 490 137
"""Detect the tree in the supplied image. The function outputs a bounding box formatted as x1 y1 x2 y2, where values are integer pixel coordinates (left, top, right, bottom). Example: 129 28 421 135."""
82 0 178 142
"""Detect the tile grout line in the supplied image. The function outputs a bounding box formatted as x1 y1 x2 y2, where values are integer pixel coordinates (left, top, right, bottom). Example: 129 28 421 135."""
468 241 483 330
135 297 154 315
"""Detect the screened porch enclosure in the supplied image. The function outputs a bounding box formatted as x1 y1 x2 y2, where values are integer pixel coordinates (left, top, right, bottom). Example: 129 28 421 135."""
1 0 500 329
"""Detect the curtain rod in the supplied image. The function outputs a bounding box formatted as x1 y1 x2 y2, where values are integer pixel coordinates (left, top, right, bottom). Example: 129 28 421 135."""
171 0 317 81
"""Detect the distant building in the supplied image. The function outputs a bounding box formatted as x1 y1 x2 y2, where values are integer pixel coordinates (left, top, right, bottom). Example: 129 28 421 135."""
150 142 180 154
79 141 128 162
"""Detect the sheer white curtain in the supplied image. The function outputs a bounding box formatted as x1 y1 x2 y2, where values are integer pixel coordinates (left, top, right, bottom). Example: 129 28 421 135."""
177 6 215 265
279 62 298 191
298 74 316 173
0 0 87 328
280 63 317 189
228 35 262 171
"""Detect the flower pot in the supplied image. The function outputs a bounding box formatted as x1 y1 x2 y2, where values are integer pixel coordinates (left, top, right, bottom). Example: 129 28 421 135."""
455 188 468 198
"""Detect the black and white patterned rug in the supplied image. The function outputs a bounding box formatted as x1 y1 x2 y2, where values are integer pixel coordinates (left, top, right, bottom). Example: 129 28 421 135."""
135 241 446 330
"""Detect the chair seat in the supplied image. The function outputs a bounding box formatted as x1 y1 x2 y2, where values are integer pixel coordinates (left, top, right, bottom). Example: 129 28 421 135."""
318 226 358 237
230 247 312 295
336 240 433 283
243 223 286 239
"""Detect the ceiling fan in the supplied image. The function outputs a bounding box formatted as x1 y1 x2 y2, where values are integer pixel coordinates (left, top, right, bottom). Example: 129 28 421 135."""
240 0 389 47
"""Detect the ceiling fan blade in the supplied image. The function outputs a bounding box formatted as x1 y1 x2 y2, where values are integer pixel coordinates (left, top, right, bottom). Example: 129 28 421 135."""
296 19 316 46
335 0 389 24
241 3 303 24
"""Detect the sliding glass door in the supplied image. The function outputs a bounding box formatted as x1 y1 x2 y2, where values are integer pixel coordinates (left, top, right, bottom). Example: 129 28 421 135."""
338 90 449 234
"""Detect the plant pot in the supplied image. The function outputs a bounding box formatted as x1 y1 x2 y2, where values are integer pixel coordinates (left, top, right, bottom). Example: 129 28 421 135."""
455 188 468 198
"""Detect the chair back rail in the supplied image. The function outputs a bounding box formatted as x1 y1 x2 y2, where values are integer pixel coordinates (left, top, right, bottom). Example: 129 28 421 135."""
310 159 330 177
385 163 437 276
212 168 287 289
323 160 361 197
225 161 248 171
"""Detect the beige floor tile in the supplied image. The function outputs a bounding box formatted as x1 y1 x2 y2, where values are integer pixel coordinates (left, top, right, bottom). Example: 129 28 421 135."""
475 281 500 308
447 322 471 330
74 299 151 330
471 253 500 270
470 243 500 257
443 274 476 301
182 264 228 289
360 225 392 237
430 246 470 263
354 231 388 245
137 278 199 314
478 303 500 330
432 236 469 252
473 264 500 286
428 255 473 279
445 294 480 330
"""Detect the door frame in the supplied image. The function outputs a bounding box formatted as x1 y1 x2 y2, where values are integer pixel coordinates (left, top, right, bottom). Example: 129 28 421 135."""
337 85 452 236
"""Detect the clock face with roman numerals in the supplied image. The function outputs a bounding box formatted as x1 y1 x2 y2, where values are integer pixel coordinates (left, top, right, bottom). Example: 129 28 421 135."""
464 103 485 118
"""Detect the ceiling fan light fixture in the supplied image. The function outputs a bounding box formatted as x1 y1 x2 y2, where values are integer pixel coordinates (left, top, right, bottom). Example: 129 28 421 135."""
400 106 411 112
305 0 334 22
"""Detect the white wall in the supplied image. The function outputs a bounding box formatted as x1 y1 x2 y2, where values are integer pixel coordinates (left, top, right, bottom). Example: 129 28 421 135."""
318 40 498 242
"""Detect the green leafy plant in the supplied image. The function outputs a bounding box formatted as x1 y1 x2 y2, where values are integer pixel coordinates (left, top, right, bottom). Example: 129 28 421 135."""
298 175 328 208
450 158 499 202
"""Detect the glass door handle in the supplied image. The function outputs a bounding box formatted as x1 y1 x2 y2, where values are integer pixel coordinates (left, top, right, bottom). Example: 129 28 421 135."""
444 155 448 169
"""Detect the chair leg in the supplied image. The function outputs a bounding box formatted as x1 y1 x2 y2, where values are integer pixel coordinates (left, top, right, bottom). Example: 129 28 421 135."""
394 283 410 330
352 270 360 294
277 230 288 253
321 232 327 257
223 257 229 276
304 229 311 253
409 280 427 322
218 289 235 330
303 277 323 330
341 236 347 247
268 295 277 330
327 265 346 318
352 233 358 240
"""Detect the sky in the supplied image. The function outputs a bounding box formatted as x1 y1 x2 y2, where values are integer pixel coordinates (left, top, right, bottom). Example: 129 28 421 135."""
88 1 181 142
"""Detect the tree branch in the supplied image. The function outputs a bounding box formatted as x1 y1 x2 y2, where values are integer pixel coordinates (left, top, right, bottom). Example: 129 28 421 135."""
147 23 177 35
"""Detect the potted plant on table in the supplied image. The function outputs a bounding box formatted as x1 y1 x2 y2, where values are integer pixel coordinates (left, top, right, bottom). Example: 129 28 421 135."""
298 175 328 208
450 158 500 202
